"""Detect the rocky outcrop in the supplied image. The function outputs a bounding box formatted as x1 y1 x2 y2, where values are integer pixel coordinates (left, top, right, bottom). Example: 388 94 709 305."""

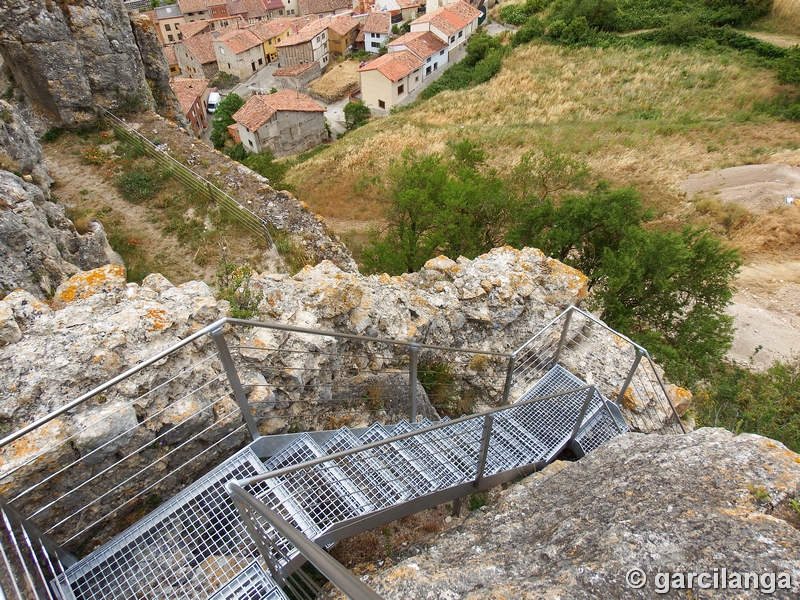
0 0 170 126
0 101 122 298
362 428 800 599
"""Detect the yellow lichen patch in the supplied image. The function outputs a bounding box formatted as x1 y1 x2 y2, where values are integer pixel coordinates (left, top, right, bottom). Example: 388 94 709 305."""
144 308 172 331
545 258 589 300
0 419 70 494
53 265 127 303
668 386 693 417
619 388 646 413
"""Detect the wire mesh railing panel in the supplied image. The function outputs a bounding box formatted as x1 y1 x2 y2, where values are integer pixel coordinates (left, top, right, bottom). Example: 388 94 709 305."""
57 446 268 600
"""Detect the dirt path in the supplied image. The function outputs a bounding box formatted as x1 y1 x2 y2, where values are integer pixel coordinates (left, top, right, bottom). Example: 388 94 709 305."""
747 31 800 49
45 146 217 285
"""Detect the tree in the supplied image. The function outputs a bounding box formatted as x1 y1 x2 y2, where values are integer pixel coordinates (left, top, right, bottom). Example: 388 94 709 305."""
344 101 371 130
508 146 590 206
210 93 244 150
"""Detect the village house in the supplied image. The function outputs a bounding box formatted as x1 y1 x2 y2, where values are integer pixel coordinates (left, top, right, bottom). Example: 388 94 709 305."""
358 49 423 109
364 0 423 24
327 14 361 58
231 90 328 156
213 26 267 78
169 77 211 135
275 18 330 69
273 61 322 94
298 0 352 18
387 30 447 80
409 0 480 52
208 0 229 18
176 19 212 40
247 20 294 63
227 0 270 23
154 3 185 45
163 45 181 76
362 11 391 53
178 0 210 22
176 31 220 79
262 0 288 19
396 0 423 21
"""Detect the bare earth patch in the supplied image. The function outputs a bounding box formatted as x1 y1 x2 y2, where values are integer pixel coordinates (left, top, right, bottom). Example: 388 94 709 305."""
308 61 360 103
683 163 800 369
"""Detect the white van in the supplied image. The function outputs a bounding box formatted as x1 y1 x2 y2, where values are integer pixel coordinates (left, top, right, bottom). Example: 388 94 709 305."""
207 90 221 114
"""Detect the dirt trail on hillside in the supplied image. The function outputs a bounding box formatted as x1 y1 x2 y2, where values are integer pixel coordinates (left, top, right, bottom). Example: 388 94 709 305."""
748 31 800 49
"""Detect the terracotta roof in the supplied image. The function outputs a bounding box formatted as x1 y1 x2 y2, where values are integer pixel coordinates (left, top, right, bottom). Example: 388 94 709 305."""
169 77 209 113
355 30 364 42
298 0 350 15
411 0 479 35
216 28 263 53
180 32 218 64
233 90 325 131
273 62 318 76
263 0 284 10
327 13 360 35
395 0 421 8
178 0 208 13
387 30 446 59
177 19 211 38
362 11 390 33
276 18 329 46
226 0 248 15
227 0 267 17
358 49 422 81
246 19 292 41
163 45 178 65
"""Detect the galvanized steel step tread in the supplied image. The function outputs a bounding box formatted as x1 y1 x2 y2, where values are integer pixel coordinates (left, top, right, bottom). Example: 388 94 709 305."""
208 562 288 600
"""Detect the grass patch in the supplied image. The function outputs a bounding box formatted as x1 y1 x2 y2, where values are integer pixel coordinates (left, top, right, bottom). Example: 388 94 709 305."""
115 170 162 204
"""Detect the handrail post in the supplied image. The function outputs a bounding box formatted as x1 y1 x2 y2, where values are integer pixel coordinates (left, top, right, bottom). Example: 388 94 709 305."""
569 385 596 444
210 327 261 441
473 414 494 489
408 345 419 423
552 307 574 367
500 353 516 406
615 349 644 406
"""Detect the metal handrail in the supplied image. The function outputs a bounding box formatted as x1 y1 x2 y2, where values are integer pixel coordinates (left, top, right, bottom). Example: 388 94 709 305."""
227 483 383 600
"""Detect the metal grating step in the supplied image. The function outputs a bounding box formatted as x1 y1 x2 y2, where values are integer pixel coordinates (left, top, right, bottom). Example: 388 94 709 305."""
390 421 466 489
207 562 287 600
57 447 269 600
573 401 630 456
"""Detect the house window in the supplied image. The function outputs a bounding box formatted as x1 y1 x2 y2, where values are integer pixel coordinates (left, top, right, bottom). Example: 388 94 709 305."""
258 58 263 65
220 47 225 54
439 49 445 56
248 139 254 147
168 34 174 41
279 9 283 14
212 9 217 13
378 100 385 109
415 76 419 82
450 36 455 43
426 66 431 75
426 57 431 63
397 84 404 94
371 42 380 48
458 31 463 38
165 24 171 31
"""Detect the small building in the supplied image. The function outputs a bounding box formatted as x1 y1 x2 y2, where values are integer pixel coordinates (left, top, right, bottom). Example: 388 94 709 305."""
358 49 423 109
227 0 270 23
163 45 182 77
154 3 185 45
273 61 322 94
176 32 220 79
169 77 210 135
298 0 352 18
275 19 330 69
410 0 480 52
178 0 210 22
263 0 288 19
396 0 423 22
232 90 328 157
327 14 361 58
176 19 211 40
362 11 391 53
387 30 447 80
208 0 230 18
247 20 294 63
213 27 268 78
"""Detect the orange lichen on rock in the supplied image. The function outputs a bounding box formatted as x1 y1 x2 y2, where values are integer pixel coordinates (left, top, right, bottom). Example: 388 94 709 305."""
144 308 172 331
53 265 127 303
545 257 589 300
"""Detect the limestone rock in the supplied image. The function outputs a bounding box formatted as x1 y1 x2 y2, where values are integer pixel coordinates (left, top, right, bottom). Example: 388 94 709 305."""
363 428 800 599
0 99 49 189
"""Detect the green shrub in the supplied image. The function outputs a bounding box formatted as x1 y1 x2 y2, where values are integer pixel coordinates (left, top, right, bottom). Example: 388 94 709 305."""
41 127 65 143
499 4 532 26
226 142 250 162
344 101 371 130
115 170 161 204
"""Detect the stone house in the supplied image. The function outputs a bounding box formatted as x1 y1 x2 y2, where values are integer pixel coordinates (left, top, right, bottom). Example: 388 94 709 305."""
273 61 322 94
176 32 220 79
213 27 267 78
410 0 480 52
358 49 423 109
362 11 391 53
298 0 352 18
387 30 447 80
169 77 210 135
247 20 293 63
275 19 330 69
232 90 328 156
327 14 361 58
178 0 210 22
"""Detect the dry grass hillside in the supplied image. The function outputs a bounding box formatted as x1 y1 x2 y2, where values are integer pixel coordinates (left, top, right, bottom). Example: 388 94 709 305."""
763 0 800 35
285 42 798 253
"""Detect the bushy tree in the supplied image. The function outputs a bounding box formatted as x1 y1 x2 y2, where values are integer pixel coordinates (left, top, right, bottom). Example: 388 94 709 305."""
210 93 244 150
344 101 371 130
242 149 290 188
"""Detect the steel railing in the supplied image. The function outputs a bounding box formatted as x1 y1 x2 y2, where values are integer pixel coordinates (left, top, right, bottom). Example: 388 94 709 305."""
0 307 684 598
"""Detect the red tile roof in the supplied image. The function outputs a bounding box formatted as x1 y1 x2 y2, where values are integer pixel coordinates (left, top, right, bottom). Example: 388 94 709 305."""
362 11 390 34
178 0 208 13
298 0 351 15
180 32 218 64
396 0 422 8
246 19 293 41
227 0 267 17
263 0 284 10
387 30 446 59
273 62 318 76
177 19 211 39
327 13 360 36
358 49 422 81
276 18 329 46
169 77 210 113
163 45 178 65
233 90 325 131
412 0 479 35
216 27 263 53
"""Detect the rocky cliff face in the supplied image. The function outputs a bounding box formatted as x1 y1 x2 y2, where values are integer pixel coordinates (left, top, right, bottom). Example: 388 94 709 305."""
0 0 176 126
361 428 800 599
0 101 122 299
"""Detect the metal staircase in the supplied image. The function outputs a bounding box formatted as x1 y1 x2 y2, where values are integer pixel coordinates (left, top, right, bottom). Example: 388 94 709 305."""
52 365 627 600
0 307 684 600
